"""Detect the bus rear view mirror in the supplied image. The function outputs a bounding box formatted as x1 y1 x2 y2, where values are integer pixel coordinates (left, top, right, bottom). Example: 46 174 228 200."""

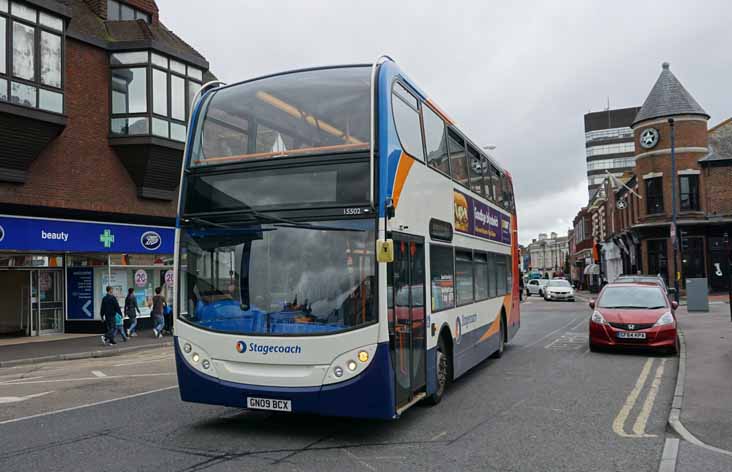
376 239 394 263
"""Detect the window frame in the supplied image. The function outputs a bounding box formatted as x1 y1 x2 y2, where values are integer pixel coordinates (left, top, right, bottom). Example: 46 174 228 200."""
429 243 455 314
109 49 203 141
1 3 65 114
422 102 451 178
473 251 490 301
391 79 425 162
679 174 700 211
645 177 664 215
454 248 475 307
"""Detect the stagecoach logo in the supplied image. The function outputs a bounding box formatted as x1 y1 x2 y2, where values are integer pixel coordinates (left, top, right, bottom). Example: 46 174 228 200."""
140 231 162 251
0 224 4 243
454 316 462 344
236 340 303 355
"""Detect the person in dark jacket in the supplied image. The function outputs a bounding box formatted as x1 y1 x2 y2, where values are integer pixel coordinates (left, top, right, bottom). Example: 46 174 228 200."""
151 287 167 338
124 287 141 337
100 286 122 345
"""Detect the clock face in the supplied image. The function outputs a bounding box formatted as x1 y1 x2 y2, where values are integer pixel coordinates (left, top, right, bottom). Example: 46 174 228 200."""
640 128 660 149
616 199 627 210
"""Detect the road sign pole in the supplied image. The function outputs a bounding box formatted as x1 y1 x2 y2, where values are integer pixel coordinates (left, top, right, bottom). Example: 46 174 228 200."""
669 118 680 304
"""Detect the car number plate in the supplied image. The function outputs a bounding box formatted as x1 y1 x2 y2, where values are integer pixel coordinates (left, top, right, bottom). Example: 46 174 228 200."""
616 331 646 339
247 397 292 412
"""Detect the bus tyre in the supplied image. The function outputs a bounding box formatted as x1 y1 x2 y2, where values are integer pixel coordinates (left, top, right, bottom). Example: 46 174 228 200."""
425 337 450 405
491 317 505 359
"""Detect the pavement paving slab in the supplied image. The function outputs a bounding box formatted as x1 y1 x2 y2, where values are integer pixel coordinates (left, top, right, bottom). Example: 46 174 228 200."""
676 304 732 452
676 440 732 472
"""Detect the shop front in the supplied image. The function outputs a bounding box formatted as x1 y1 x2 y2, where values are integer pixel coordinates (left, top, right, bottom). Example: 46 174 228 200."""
0 215 174 337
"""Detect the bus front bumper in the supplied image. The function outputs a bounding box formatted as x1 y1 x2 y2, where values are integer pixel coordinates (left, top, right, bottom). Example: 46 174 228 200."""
174 340 396 420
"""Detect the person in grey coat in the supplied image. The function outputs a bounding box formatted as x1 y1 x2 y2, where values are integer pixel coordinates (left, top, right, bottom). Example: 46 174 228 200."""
124 287 141 337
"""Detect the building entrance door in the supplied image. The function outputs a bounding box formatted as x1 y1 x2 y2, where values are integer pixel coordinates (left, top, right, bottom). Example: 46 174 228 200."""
0 271 29 337
31 270 64 335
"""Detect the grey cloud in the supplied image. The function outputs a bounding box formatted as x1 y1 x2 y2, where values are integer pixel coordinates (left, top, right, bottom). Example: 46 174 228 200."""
158 0 732 241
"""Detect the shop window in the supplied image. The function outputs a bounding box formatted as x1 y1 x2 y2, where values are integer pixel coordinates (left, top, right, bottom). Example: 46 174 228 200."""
430 245 454 312
0 3 64 113
679 175 699 211
109 50 203 141
423 104 450 175
448 129 468 188
392 82 424 161
645 177 664 214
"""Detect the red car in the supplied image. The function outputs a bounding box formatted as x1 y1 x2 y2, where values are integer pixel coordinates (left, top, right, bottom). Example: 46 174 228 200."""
588 282 679 354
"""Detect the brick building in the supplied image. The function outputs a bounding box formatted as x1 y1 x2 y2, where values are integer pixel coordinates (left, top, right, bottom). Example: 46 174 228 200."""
573 62 732 292
0 0 212 337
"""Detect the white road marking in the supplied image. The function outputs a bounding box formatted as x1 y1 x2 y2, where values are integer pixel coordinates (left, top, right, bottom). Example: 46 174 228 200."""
613 358 654 438
0 372 175 385
521 317 583 350
430 431 448 441
344 449 377 471
0 385 178 426
0 391 54 404
0 376 45 383
632 359 666 437
112 355 171 367
91 370 107 378
572 318 587 331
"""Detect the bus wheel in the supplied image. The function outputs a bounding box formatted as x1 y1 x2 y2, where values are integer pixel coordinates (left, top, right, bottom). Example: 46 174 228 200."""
425 336 450 405
491 316 505 359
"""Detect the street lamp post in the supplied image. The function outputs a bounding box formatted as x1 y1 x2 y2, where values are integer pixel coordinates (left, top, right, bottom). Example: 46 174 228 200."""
669 118 680 304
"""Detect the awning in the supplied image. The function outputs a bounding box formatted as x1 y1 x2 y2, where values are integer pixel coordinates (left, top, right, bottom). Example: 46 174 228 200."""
584 264 600 275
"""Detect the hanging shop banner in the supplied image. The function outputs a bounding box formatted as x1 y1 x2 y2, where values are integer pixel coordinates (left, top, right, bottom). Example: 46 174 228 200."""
0 215 173 253
453 190 512 245
67 267 94 320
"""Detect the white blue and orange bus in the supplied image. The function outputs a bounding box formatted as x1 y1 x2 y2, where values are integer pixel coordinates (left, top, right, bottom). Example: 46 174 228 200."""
173 58 520 419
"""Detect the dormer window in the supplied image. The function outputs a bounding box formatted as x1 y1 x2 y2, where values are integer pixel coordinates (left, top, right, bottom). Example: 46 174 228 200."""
0 1 64 113
110 50 203 142
107 0 151 23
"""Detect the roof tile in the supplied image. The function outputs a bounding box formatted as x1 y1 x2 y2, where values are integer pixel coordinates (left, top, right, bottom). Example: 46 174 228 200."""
633 62 708 126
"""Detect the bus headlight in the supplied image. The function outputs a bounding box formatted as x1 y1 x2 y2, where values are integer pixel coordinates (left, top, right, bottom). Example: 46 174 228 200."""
324 344 377 385
178 338 216 376
192 353 200 363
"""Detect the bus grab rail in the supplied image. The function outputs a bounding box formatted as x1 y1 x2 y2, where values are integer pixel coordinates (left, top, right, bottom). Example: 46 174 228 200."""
370 55 394 215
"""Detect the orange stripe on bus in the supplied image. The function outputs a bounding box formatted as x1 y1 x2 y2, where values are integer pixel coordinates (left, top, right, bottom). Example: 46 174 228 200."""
392 153 415 209
478 295 512 343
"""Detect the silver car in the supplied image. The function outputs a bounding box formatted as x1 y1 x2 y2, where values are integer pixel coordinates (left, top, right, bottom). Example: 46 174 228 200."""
543 279 575 301
525 279 549 297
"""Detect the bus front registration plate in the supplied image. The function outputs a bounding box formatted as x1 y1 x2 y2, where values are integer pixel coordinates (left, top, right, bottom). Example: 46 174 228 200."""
247 397 292 412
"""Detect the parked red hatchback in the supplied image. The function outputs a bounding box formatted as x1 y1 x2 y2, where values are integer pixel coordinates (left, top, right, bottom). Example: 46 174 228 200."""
589 283 679 354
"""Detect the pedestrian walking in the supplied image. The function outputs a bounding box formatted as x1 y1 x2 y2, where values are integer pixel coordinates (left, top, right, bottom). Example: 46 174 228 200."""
100 286 122 345
124 287 141 337
151 287 167 338
113 310 128 342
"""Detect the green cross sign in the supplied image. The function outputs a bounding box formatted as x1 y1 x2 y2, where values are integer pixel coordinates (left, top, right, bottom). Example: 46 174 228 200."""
99 229 115 248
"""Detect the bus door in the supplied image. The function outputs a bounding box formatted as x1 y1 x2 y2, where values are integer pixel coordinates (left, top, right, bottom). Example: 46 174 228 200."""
387 235 426 409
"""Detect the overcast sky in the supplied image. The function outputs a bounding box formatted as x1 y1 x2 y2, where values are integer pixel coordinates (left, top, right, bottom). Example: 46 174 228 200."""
158 0 732 245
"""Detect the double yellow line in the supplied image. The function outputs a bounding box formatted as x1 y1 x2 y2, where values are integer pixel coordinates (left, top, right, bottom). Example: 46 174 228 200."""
613 358 667 438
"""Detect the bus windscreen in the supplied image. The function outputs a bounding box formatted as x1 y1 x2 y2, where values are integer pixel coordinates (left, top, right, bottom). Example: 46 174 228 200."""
190 66 371 166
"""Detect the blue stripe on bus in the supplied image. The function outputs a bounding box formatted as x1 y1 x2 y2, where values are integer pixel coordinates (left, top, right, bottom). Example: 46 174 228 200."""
378 61 404 218
174 339 397 420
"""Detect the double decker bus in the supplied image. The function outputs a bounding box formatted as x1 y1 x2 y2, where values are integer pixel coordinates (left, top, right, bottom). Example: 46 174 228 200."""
174 58 520 419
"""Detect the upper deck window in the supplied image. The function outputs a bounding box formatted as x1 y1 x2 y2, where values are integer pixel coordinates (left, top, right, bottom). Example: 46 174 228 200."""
191 67 371 167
